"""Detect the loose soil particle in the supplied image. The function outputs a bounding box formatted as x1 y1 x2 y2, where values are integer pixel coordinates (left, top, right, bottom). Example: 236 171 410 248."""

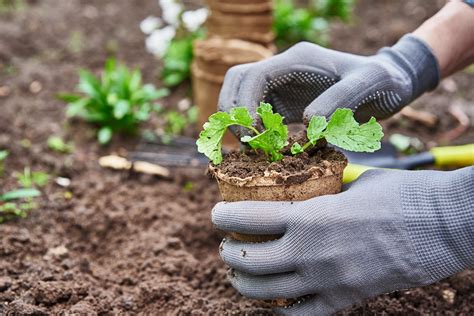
0 0 472 314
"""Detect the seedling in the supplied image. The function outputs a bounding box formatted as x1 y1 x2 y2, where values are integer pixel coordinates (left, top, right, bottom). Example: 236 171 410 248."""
164 106 198 135
59 58 169 144
197 103 383 164
0 188 41 223
47 136 74 154
16 167 50 188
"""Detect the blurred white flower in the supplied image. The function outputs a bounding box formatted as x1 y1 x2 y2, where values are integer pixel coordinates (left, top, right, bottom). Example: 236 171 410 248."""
146 26 176 58
182 8 208 32
159 0 183 27
140 16 162 34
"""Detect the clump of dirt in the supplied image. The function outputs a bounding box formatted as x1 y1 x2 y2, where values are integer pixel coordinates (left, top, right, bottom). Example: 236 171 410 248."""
215 146 346 184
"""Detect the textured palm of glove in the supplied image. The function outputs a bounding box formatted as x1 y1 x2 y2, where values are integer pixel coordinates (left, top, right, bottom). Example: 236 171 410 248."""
212 168 473 315
218 35 439 136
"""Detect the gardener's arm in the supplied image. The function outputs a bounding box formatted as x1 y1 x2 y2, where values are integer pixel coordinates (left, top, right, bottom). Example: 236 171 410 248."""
218 0 474 128
414 0 474 78
213 167 474 315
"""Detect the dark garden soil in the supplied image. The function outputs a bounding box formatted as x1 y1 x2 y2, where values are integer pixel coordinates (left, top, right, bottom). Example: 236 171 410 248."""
0 0 472 314
215 148 346 184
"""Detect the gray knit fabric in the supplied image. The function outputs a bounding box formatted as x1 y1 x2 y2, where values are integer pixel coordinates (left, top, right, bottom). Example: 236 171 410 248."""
218 34 439 136
212 168 474 316
401 167 474 282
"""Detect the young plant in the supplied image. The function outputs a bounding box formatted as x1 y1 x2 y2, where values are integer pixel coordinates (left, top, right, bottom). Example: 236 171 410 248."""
197 103 383 165
59 58 169 144
16 167 50 188
47 136 74 154
273 0 354 48
164 106 198 135
0 188 41 223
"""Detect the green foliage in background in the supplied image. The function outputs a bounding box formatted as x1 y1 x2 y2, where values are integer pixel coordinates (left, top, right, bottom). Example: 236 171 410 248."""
273 0 355 48
15 167 50 188
47 136 74 154
59 59 169 144
0 188 41 223
162 31 204 87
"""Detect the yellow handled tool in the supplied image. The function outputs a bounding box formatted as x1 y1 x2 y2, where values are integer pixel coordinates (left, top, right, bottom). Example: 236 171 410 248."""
343 143 474 183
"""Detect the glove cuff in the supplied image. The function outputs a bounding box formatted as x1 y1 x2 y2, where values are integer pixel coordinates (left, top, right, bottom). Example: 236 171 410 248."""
401 167 474 282
378 34 440 99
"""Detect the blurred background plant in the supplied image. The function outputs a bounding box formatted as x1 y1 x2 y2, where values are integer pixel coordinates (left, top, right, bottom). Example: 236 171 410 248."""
0 150 8 176
141 0 354 88
59 58 169 144
141 0 208 87
0 188 41 223
274 0 355 48
0 0 25 13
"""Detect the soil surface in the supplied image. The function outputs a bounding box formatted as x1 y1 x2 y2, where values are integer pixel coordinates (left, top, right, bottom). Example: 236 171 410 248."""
0 0 473 315
215 147 346 185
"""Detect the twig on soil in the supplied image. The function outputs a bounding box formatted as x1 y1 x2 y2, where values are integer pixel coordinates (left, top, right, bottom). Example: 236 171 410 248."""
98 155 171 178
438 103 470 143
399 106 438 128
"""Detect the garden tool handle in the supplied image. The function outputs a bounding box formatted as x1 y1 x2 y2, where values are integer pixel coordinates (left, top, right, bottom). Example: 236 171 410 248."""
430 144 474 168
343 163 377 184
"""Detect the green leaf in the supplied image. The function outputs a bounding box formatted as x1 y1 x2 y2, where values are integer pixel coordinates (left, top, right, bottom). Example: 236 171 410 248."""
291 142 304 155
98 127 113 144
0 150 8 161
307 116 328 144
113 100 130 119
241 129 285 161
47 136 74 153
32 172 50 187
65 98 90 118
323 108 383 152
197 107 255 165
0 188 41 201
57 93 82 103
241 103 288 161
78 69 101 98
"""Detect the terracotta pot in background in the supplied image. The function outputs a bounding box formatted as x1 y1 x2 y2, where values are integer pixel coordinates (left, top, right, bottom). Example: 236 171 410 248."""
204 0 275 49
192 38 272 148
206 0 273 14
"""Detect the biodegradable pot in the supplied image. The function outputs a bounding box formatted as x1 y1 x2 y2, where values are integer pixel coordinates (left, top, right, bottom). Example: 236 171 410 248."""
206 0 273 14
209 154 348 242
210 150 347 306
206 11 275 47
192 38 272 147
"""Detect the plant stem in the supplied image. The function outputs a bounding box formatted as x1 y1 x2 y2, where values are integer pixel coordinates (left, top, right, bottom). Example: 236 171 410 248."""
247 126 261 136
301 142 312 151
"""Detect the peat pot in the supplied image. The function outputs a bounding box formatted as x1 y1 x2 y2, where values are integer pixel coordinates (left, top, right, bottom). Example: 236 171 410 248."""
192 38 272 146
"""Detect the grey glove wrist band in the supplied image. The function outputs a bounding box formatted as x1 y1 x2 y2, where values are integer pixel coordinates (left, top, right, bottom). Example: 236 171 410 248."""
378 34 440 100
402 166 474 282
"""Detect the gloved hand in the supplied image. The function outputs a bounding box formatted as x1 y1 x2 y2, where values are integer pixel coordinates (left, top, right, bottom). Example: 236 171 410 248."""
218 34 439 135
212 168 474 315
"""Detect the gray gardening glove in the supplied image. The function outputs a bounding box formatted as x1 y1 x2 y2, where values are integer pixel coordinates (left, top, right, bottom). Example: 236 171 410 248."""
212 167 474 315
218 34 439 135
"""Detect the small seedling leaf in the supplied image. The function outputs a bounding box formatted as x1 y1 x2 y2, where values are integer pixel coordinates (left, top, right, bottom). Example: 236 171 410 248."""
98 127 113 144
1 188 41 201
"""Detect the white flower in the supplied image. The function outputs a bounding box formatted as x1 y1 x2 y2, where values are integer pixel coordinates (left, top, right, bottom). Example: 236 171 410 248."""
182 8 208 33
140 16 163 34
145 26 176 58
159 0 183 27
